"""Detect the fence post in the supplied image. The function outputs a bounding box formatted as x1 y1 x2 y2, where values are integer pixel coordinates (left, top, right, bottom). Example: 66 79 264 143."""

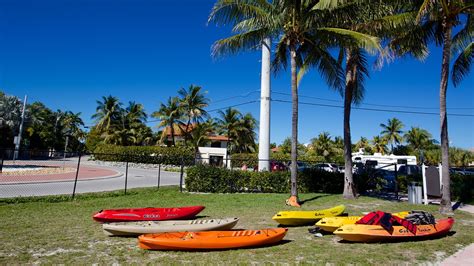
179 157 184 192
157 164 161 189
124 161 129 195
394 163 398 200
422 163 428 205
71 153 82 200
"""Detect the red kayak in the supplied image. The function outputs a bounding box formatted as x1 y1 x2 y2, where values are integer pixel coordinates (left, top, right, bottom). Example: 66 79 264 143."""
93 206 205 223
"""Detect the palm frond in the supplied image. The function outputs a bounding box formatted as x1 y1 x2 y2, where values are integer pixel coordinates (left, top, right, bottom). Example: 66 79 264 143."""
211 28 269 58
317 27 381 55
452 42 473 87
415 0 436 23
452 14 473 53
300 44 345 93
208 0 272 26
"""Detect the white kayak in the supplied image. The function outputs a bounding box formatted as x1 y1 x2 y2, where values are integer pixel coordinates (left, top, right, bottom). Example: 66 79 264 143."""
102 217 239 236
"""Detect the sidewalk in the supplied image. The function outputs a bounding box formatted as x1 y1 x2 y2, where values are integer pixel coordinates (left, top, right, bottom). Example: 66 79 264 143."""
441 204 474 266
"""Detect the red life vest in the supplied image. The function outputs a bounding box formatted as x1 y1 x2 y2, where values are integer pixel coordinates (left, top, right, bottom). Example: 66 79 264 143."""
356 211 417 234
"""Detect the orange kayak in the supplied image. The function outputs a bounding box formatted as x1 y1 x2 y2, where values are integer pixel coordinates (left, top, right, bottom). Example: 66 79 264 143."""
138 228 288 250
334 218 454 242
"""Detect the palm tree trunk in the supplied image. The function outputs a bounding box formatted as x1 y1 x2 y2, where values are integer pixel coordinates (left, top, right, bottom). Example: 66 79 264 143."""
171 122 176 146
439 21 452 214
184 118 191 142
290 44 298 200
343 50 356 199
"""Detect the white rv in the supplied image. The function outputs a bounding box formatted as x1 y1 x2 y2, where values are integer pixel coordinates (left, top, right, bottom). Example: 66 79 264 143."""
352 149 417 171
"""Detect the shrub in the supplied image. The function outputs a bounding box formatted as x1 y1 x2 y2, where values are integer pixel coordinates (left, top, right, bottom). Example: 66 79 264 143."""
231 153 258 169
451 173 474 203
93 144 194 166
185 164 345 194
397 174 422 193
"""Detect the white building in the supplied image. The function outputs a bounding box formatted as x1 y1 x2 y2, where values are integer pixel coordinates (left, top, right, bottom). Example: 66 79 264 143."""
163 125 230 168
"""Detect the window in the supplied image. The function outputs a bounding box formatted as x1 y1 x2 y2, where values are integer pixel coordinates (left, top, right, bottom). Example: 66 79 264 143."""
209 156 223 167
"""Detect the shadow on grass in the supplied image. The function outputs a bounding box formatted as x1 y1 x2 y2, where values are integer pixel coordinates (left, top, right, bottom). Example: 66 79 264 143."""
298 194 331 206
142 239 293 252
361 191 400 202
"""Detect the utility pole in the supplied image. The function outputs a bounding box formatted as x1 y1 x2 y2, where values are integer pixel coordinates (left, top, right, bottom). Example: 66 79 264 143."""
258 37 271 171
13 95 27 160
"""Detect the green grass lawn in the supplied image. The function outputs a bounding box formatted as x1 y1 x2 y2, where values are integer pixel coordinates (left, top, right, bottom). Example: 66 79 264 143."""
1 186 473 264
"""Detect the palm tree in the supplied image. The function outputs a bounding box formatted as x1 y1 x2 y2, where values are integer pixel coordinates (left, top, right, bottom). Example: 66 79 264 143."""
372 135 388 154
92 95 123 134
311 132 336 162
178 85 209 142
125 101 147 126
209 0 379 206
380 118 404 153
152 97 181 146
235 113 258 153
124 101 151 145
414 0 473 214
189 119 215 154
216 108 244 161
404 127 433 154
0 93 22 129
355 137 371 154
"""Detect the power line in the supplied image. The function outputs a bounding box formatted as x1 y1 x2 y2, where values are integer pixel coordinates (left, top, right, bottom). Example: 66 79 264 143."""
271 99 474 117
208 100 259 112
211 90 260 104
272 90 474 110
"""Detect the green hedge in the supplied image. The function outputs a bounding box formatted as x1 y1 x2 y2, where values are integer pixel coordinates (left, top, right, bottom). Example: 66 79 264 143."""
451 173 474 203
231 153 258 169
93 144 195 166
185 164 344 193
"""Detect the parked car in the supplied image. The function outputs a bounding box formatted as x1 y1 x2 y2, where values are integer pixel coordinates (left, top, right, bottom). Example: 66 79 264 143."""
450 167 474 175
270 161 288 172
314 163 339 173
287 161 310 172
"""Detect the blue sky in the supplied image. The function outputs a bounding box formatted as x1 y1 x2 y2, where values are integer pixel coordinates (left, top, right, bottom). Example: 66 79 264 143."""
1 0 473 149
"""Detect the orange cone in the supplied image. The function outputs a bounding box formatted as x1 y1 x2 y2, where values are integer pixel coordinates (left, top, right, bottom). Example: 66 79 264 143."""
285 195 301 207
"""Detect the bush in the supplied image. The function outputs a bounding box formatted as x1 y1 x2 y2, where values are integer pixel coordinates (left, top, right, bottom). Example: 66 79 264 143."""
451 173 474 203
231 153 258 169
397 174 422 193
185 164 345 194
93 144 195 166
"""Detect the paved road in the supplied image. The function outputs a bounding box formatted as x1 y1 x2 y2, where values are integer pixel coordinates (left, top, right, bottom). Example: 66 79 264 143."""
0 158 182 198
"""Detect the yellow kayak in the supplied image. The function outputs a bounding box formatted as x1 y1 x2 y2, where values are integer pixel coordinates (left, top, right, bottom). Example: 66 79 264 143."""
315 211 410 233
272 205 345 226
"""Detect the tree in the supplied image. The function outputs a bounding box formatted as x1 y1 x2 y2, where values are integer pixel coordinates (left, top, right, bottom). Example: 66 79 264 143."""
380 118 404 153
404 127 433 154
311 132 337 162
152 97 181 146
280 137 306 155
92 95 123 135
209 0 379 207
0 92 22 148
371 135 388 154
188 119 215 154
414 0 473 214
177 85 210 142
235 113 258 153
61 111 85 151
124 101 151 146
354 137 372 154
